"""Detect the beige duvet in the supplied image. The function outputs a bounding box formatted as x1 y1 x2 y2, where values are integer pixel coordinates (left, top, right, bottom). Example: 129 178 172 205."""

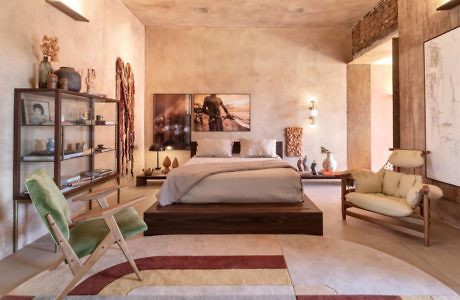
157 157 303 206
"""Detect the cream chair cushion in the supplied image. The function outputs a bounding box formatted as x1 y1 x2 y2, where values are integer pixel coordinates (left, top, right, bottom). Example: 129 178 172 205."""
406 183 444 207
382 170 402 196
351 170 382 194
346 192 414 217
389 150 424 168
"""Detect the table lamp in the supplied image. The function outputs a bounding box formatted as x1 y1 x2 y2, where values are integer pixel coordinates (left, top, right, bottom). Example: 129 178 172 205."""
149 144 164 170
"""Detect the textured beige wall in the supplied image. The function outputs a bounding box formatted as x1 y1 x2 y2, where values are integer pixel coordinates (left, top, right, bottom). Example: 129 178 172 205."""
347 64 371 170
144 27 350 170
0 0 145 258
371 64 393 171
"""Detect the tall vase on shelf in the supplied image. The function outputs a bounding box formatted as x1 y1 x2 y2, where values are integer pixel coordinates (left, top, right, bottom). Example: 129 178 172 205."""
38 56 52 88
322 152 337 171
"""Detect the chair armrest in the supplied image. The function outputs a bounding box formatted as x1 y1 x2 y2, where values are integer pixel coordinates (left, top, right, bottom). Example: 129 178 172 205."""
72 196 145 223
406 184 443 207
72 184 128 202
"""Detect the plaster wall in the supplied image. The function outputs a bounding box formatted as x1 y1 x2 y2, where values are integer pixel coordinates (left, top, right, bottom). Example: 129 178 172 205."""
0 0 145 259
144 27 350 170
371 64 393 171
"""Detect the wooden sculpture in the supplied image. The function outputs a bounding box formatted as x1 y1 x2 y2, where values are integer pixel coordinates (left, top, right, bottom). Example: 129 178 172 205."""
285 127 303 157
116 58 135 176
172 157 179 168
162 156 172 174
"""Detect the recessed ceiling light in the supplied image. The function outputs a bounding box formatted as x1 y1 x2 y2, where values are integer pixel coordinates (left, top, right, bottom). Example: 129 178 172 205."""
193 7 208 14
288 7 304 14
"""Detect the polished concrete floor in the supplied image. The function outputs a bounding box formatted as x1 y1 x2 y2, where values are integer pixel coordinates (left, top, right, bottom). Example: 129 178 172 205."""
1 180 459 296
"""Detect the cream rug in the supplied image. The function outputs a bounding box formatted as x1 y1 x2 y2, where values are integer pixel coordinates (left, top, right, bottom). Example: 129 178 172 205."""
9 235 457 298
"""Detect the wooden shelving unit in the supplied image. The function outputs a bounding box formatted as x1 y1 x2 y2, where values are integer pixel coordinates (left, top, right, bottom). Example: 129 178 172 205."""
13 88 120 252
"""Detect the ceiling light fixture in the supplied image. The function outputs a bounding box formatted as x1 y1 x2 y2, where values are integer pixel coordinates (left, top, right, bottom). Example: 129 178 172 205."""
45 0 89 22
192 7 208 14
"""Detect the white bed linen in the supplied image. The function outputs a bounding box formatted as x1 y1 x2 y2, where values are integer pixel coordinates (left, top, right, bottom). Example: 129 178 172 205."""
176 156 303 205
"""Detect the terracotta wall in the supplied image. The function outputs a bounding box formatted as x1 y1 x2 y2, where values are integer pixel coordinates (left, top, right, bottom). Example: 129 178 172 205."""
0 0 145 259
398 0 460 227
144 27 351 170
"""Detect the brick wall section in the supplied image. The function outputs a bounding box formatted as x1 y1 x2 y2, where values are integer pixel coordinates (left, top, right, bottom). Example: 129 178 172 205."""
352 0 398 58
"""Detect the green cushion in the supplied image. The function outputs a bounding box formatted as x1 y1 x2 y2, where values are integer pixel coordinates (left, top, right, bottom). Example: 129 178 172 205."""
69 207 147 258
25 169 70 241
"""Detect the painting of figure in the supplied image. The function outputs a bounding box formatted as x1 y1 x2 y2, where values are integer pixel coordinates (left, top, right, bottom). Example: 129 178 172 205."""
193 94 250 132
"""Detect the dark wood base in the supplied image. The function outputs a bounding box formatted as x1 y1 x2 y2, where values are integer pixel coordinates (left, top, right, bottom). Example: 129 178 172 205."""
144 194 323 236
136 174 167 186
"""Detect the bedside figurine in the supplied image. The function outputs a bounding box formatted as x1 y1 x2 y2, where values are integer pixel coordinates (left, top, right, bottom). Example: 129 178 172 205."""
172 157 179 168
162 156 171 174
297 157 303 172
302 155 308 172
311 161 318 175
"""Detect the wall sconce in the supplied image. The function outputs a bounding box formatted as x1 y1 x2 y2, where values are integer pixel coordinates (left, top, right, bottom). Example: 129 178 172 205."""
46 0 89 22
437 0 460 10
308 97 318 128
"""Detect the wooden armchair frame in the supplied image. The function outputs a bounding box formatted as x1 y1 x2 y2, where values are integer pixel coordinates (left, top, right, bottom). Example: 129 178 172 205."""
340 149 432 246
47 185 145 299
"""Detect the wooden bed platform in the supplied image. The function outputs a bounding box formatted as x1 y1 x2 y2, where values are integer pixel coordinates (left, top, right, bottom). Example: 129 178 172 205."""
144 194 323 236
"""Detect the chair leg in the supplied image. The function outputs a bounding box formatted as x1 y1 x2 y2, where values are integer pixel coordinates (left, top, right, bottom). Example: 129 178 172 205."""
117 238 142 281
57 235 112 300
423 193 430 247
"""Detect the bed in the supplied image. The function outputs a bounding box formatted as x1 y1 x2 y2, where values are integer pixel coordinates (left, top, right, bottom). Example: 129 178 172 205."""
144 141 323 235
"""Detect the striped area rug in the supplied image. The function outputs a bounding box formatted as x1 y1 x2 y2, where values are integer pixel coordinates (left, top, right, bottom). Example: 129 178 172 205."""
70 255 294 297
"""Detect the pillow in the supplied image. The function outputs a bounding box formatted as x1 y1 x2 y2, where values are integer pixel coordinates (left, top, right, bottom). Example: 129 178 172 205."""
351 170 382 194
240 139 277 158
382 170 402 196
195 139 233 157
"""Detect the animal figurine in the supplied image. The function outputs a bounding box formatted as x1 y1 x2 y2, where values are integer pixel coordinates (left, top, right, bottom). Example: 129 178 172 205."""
297 157 303 172
311 161 318 175
302 155 308 172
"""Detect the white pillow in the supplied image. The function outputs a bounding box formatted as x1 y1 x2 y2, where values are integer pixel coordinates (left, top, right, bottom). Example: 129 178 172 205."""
195 139 233 157
240 139 277 158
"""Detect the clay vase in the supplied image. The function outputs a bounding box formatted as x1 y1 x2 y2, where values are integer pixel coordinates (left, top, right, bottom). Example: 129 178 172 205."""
47 73 58 89
55 67 81 92
322 152 338 171
59 78 69 90
172 157 179 168
162 156 172 174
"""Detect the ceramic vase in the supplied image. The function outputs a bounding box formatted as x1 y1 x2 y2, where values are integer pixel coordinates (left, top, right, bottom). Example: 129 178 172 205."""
55 67 81 92
322 152 337 171
46 138 55 153
38 56 52 88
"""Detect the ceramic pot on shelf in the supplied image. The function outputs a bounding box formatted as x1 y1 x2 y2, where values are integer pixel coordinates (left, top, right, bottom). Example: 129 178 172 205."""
55 67 81 92
322 152 337 171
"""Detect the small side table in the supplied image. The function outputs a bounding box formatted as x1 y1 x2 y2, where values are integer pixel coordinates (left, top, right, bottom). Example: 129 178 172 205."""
136 174 167 186
300 171 345 180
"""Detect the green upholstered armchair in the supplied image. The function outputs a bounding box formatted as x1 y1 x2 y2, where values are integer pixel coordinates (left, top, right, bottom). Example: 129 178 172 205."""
25 169 147 299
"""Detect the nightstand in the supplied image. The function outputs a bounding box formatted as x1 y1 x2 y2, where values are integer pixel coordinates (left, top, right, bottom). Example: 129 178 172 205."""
136 174 167 186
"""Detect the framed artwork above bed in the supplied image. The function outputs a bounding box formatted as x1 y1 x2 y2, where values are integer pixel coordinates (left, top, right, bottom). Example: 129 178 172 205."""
193 94 251 132
424 26 460 187
153 94 191 150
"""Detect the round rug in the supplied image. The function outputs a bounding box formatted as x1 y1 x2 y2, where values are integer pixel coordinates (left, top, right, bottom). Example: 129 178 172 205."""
8 235 457 298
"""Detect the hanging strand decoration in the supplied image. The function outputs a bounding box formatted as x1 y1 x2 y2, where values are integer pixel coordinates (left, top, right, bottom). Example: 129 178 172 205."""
116 57 136 176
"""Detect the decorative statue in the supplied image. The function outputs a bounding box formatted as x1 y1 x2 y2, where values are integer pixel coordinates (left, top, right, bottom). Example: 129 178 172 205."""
302 155 308 172
162 156 172 174
297 157 303 172
172 157 179 168
311 160 318 175
85 68 96 94
142 168 154 176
